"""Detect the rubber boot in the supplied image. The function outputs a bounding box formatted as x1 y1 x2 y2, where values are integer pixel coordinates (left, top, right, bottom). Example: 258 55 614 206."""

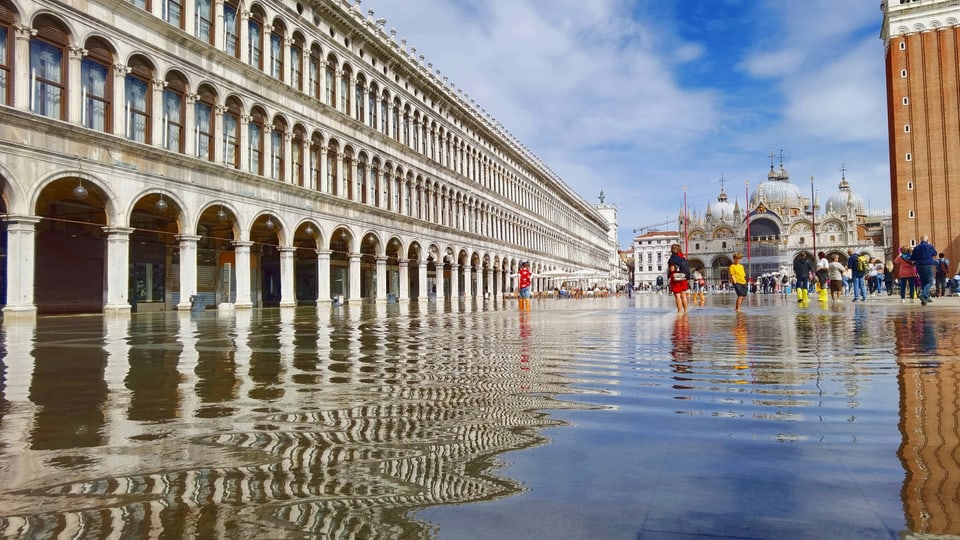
798 288 804 303
818 287 828 302
801 288 809 303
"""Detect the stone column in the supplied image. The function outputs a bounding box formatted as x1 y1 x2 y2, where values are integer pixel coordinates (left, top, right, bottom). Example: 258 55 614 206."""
279 247 296 307
348 252 361 304
14 25 31 111
152 78 166 148
418 261 428 302
68 46 84 124
112 63 129 136
103 226 134 314
375 256 387 302
2 215 40 316
233 240 254 309
462 265 472 298
485 267 493 298
176 234 201 311
398 259 409 302
317 249 331 303
449 264 459 299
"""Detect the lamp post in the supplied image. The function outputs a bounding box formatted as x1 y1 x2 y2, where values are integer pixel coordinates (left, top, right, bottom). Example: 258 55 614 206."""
683 186 689 255
745 180 751 280
810 176 816 257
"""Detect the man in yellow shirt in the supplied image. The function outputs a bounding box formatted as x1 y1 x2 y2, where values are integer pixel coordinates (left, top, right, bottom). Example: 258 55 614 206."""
730 252 747 312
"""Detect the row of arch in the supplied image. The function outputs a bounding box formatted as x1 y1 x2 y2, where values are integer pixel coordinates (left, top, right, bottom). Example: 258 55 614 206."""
0 0 607 256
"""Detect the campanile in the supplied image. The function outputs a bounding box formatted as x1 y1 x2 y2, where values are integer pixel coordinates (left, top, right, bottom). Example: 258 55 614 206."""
882 0 960 262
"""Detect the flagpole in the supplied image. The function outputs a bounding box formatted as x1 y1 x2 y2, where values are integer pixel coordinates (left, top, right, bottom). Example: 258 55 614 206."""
810 176 816 256
683 186 688 255
745 180 751 280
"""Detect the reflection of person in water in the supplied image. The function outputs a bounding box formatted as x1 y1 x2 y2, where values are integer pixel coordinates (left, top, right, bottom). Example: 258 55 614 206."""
670 314 692 373
519 310 531 371
733 313 750 377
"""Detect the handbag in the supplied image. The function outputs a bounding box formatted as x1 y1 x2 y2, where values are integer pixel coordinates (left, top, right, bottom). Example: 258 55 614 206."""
672 272 687 282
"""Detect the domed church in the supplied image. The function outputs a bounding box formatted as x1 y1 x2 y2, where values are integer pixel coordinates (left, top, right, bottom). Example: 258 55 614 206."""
681 157 887 285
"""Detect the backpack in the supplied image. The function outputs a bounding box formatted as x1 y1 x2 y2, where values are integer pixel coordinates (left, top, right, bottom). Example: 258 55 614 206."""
856 255 869 273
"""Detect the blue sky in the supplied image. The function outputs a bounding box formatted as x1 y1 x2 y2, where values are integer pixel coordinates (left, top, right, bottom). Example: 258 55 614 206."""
365 0 887 248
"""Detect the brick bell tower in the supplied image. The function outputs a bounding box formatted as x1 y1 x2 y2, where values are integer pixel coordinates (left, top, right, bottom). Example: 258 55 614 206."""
881 0 960 264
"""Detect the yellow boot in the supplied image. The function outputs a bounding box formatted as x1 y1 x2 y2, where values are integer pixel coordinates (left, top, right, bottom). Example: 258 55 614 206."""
818 286 828 302
797 288 805 303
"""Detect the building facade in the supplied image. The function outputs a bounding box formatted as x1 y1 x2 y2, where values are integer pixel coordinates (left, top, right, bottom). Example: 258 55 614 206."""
633 160 889 288
0 0 612 315
882 0 960 263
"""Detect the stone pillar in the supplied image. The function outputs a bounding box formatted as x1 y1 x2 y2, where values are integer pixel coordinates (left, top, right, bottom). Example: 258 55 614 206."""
418 261 428 302
317 249 331 303
68 46 84 124
463 265 472 298
152 78 166 148
103 226 134 314
398 259 409 302
485 267 493 298
449 264 459 299
112 63 129 136
279 247 296 307
176 234 201 311
348 252 361 304
233 240 254 309
375 256 387 303
14 25 31 110
2 216 40 316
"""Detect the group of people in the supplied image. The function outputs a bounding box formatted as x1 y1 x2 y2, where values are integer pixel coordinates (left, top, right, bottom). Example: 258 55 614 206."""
664 235 956 314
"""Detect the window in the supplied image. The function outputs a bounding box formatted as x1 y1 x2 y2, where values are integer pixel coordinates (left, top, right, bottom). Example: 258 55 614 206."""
195 0 212 44
906 153 912 161
162 75 186 152
355 76 364 122
222 99 240 168
0 6 12 106
309 46 322 100
127 0 148 8
248 109 265 175
901 69 907 78
30 16 69 120
379 92 388 133
325 58 336 107
904 124 910 133
223 1 239 58
81 39 113 132
909 210 915 219
326 144 337 194
164 0 183 29
247 12 263 70
340 66 350 114
310 138 322 190
368 83 378 128
368 165 377 205
902 97 909 105
292 129 304 186
270 120 284 180
907 181 913 190
290 37 303 91
357 157 366 203
194 90 215 160
270 27 284 80
899 41 906 50
125 68 150 143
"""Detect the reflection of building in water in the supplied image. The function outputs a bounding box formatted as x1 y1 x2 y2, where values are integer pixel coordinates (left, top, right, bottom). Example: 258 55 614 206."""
896 313 960 536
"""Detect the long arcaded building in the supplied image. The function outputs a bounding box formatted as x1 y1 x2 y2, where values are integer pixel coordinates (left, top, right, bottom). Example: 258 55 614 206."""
0 0 613 315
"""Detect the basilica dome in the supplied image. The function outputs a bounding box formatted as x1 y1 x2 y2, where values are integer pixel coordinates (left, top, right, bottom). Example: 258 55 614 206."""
750 165 804 214
707 189 736 221
825 176 866 215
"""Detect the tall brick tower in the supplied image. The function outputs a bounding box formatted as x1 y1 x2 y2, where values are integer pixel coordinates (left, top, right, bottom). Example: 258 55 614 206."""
881 0 960 263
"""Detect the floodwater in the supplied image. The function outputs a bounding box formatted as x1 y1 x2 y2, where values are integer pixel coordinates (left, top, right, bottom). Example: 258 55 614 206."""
0 293 957 539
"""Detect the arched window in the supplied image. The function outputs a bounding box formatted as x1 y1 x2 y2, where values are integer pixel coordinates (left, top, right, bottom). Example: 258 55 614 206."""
195 85 216 160
326 142 338 194
340 65 351 114
402 106 410 146
81 38 113 132
195 0 213 44
248 107 266 175
0 1 13 106
369 161 378 206
308 45 322 100
270 117 285 180
379 90 388 133
247 9 263 70
30 15 69 119
355 74 365 122
391 98 400 139
270 21 285 81
162 72 187 152
342 150 353 199
368 82 378 128
310 135 323 191
290 34 304 91
292 126 305 186
125 56 154 143
325 56 336 108
357 154 367 203
222 96 241 168
412 112 420 151
223 0 240 58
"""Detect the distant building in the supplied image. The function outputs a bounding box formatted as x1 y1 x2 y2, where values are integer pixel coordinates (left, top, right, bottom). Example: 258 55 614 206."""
633 158 889 288
881 0 960 264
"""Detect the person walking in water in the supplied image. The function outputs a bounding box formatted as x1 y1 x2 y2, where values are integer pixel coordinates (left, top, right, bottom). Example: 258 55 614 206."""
913 236 938 305
730 252 747 312
667 244 690 313
518 261 532 311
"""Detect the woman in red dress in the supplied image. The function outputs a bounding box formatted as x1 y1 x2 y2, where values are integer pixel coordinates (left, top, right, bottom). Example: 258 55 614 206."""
667 243 690 313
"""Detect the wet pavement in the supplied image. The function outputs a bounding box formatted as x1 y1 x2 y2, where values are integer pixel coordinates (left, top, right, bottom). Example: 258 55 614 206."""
0 292 958 539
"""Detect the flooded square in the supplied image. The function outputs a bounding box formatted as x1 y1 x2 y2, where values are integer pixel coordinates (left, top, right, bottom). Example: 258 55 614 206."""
0 293 956 538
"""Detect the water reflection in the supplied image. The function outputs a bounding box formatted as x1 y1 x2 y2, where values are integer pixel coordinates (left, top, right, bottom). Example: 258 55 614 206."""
0 298 959 537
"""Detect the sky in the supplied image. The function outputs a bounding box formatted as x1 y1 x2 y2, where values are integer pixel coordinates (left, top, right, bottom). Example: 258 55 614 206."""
365 0 888 249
